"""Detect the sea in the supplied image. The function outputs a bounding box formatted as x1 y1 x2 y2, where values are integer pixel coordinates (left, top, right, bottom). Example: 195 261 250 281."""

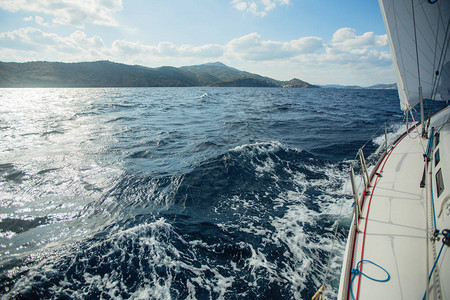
0 87 404 299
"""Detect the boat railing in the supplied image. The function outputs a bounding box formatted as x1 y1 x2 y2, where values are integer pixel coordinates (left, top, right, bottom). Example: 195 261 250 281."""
338 118 412 300
350 122 388 208
338 134 387 300
349 114 416 207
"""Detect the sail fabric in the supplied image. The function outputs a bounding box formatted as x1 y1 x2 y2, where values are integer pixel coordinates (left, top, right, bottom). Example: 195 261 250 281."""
379 0 450 111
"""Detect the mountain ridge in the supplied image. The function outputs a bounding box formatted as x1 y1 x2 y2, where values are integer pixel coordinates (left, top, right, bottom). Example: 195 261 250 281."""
0 60 318 88
323 83 397 89
0 60 395 89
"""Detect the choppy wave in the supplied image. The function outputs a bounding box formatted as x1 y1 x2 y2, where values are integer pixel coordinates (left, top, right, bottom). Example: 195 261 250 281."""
1 141 353 299
0 87 403 299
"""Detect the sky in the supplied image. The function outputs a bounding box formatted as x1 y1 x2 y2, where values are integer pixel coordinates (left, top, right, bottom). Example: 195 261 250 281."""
0 0 395 86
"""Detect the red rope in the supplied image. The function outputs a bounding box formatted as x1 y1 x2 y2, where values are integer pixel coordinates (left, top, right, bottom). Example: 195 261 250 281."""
355 147 393 299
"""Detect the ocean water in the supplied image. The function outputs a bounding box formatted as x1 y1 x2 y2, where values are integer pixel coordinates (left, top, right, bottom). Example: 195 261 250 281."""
0 87 402 299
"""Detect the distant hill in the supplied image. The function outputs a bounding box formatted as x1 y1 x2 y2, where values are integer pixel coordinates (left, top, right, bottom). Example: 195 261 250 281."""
281 78 319 88
323 83 397 90
0 61 199 88
180 62 282 87
365 83 397 90
0 61 317 88
323 84 362 89
209 77 279 87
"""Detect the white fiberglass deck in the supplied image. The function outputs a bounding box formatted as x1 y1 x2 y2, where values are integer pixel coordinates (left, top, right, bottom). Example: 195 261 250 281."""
351 129 428 299
339 106 450 300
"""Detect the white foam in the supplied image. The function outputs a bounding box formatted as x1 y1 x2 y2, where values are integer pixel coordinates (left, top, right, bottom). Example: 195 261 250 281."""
246 244 277 276
371 122 404 156
229 141 285 154
263 156 354 297
211 269 234 300
253 156 276 177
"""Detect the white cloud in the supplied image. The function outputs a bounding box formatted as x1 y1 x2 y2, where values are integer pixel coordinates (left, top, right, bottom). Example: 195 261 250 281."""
0 27 224 64
0 27 107 61
22 15 51 26
0 27 61 51
331 27 387 50
227 33 323 60
35 16 50 27
0 0 122 28
109 40 224 60
231 0 290 17
179 44 224 58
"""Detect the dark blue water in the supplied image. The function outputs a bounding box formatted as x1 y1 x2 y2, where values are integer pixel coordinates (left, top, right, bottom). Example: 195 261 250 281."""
0 87 402 299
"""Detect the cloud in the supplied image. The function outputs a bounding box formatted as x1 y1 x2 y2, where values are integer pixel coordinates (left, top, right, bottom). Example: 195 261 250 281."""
22 15 51 26
312 27 390 68
0 27 223 64
179 44 224 58
330 27 387 50
110 40 224 59
35 16 51 26
227 33 323 60
0 0 122 28
231 0 290 17
0 27 62 51
0 27 107 61
0 27 388 66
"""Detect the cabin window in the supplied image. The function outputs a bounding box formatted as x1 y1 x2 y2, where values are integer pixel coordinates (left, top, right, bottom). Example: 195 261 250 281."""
434 132 440 147
436 169 444 198
435 149 440 166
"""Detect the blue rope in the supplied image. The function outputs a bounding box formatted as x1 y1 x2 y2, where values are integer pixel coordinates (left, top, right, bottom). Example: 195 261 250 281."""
427 128 437 232
350 260 390 300
428 242 445 281
425 128 435 158
422 235 448 300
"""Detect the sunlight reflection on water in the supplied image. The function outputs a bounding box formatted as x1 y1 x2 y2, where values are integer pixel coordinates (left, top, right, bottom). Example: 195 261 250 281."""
0 88 123 258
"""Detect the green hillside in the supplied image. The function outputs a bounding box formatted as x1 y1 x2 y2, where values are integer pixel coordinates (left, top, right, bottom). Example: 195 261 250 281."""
0 60 318 88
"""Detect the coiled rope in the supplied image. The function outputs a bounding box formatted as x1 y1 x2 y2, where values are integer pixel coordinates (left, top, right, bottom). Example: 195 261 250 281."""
350 260 390 300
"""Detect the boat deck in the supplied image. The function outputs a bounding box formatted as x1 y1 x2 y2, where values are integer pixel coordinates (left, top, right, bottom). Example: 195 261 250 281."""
339 106 450 299
351 130 428 299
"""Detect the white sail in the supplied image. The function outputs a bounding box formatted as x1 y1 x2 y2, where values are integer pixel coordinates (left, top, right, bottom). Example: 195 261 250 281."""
379 0 450 111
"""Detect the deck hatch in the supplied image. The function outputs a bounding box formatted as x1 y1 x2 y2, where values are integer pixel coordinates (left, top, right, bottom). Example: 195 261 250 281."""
435 168 444 198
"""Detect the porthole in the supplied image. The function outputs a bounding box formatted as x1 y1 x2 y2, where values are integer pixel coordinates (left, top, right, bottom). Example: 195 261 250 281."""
435 168 444 198
435 149 440 166
434 132 440 147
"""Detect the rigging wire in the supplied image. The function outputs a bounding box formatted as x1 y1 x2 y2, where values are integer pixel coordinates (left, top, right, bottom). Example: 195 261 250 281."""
412 0 422 88
408 108 427 154
428 3 450 123
432 5 450 100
